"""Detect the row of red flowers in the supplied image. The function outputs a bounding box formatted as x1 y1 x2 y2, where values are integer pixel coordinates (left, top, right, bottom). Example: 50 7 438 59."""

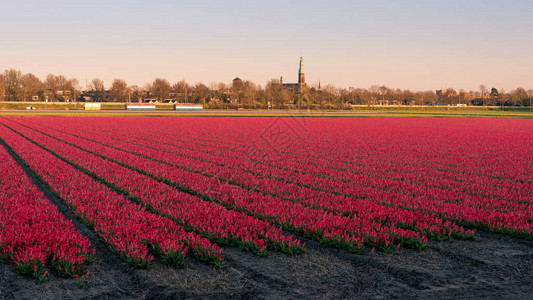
0 141 93 281
76 129 474 241
19 116 532 240
52 117 532 239
122 117 530 205
0 122 224 270
5 120 304 256
5 118 427 252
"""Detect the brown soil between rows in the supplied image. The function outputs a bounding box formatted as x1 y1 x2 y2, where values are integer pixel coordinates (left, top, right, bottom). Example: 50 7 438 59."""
2 232 533 299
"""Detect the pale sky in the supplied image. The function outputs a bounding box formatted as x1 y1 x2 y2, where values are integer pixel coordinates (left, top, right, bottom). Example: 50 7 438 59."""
1 0 531 91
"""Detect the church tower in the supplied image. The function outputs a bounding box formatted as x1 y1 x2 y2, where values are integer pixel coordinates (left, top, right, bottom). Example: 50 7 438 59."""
298 56 305 86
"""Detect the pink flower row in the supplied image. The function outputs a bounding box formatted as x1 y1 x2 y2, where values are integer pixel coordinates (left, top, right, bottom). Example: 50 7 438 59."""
17 116 533 240
20 118 472 242
64 117 532 239
7 120 304 256
0 122 223 269
0 141 92 281
6 119 427 252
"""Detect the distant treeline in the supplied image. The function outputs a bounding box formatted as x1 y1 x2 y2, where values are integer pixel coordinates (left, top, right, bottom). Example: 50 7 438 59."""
1 69 531 108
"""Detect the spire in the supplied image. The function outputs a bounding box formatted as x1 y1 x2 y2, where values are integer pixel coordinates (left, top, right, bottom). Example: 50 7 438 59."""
298 56 305 86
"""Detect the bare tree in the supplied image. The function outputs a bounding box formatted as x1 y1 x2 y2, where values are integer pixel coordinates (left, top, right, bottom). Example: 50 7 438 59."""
173 80 190 102
393 88 403 104
280 87 292 108
403 90 415 105
0 74 5 102
457 90 468 105
353 88 371 105
414 90 437 105
264 79 283 109
44 74 59 90
90 78 106 102
44 74 58 101
129 85 145 103
444 88 457 105
323 84 339 108
368 85 381 105
21 73 42 101
66 78 80 102
379 85 388 103
44 74 70 101
514 87 529 106
217 82 228 91
242 80 257 108
194 83 210 106
152 78 171 102
4 69 23 101
110 79 128 102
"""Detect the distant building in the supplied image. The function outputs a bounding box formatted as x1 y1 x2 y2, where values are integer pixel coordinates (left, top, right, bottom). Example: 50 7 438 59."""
281 57 307 93
80 90 110 102
435 90 446 105
234 57 308 100
436 89 472 106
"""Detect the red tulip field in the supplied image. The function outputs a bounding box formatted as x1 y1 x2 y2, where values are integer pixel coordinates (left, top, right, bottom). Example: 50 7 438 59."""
1 116 532 298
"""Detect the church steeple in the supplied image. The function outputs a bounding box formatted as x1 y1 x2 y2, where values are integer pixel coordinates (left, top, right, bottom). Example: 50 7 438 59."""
298 56 305 85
